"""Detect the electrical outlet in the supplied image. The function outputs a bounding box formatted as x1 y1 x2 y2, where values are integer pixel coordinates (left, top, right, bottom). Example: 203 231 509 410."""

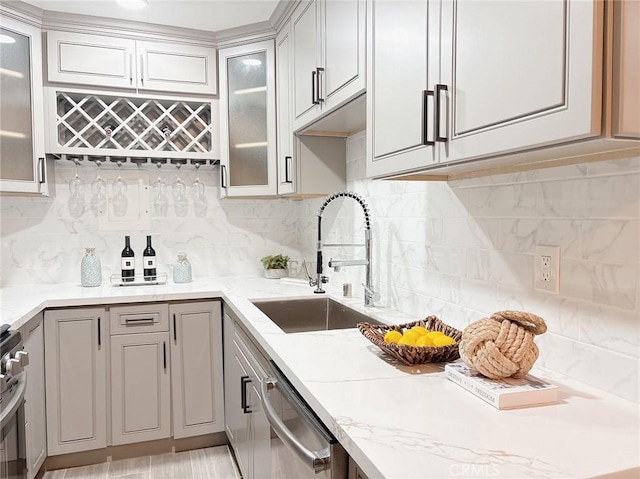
534 246 560 293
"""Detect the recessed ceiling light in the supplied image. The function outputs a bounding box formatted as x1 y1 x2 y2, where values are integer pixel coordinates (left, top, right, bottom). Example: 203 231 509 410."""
242 59 262 66
115 0 149 10
0 34 16 44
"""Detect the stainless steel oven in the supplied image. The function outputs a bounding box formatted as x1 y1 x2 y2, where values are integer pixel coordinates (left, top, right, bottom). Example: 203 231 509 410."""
260 361 348 479
0 325 29 479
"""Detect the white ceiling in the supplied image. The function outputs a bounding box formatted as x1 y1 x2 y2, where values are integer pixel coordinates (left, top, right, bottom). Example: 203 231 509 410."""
21 0 281 33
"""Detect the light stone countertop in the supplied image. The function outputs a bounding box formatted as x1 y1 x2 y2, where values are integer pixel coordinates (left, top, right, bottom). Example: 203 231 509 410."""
1 277 639 479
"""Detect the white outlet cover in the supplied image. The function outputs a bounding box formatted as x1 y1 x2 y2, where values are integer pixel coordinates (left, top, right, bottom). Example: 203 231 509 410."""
534 245 560 293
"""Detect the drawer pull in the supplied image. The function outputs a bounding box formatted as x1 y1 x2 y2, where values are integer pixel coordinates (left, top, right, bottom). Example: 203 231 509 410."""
124 317 155 324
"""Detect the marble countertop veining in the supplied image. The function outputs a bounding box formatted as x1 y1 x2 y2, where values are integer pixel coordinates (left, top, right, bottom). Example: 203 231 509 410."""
1 277 639 479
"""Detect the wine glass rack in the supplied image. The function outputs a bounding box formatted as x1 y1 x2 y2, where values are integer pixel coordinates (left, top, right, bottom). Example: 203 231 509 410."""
48 89 218 161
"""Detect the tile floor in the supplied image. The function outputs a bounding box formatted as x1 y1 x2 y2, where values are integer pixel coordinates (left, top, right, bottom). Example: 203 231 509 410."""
42 445 241 479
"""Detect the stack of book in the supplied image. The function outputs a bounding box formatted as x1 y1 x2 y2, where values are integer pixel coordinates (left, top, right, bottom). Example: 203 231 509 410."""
445 362 559 410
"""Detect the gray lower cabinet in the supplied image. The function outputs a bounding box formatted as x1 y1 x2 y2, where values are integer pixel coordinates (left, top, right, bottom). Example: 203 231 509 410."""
109 303 171 446
44 308 107 456
223 311 270 479
170 301 225 439
348 457 370 479
21 313 47 479
43 301 223 457
110 332 171 445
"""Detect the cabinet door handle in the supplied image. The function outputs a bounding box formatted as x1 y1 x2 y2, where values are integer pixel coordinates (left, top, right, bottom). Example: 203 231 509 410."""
173 314 177 342
241 375 252 414
140 55 144 86
311 70 318 105
97 316 101 347
435 84 448 142
220 164 227 189
129 53 133 84
163 341 167 370
316 67 324 103
422 90 435 146
37 157 46 184
284 156 293 183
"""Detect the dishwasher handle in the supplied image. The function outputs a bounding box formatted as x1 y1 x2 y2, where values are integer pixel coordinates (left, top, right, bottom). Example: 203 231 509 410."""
260 378 331 474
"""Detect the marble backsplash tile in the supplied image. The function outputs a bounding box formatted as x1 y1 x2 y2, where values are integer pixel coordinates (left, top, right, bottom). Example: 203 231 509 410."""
305 131 639 402
1 133 638 402
0 162 300 285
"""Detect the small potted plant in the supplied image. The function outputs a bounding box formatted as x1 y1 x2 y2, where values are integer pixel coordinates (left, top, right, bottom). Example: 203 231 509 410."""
260 254 290 279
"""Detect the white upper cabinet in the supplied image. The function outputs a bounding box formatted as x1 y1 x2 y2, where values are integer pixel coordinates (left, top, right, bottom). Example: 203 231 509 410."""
135 40 217 95
0 14 48 195
47 31 136 89
438 0 603 163
218 40 277 197
276 20 347 198
366 0 622 179
47 31 217 95
291 0 366 131
276 20 296 195
366 0 439 178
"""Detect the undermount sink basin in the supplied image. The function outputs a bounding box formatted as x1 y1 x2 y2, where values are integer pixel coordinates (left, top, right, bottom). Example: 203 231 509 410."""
251 297 379 333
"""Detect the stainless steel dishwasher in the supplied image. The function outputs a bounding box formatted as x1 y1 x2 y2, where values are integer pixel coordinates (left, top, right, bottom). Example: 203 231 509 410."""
261 360 348 478
223 306 348 479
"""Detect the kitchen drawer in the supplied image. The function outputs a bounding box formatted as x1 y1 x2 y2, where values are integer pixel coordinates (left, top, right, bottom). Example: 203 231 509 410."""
109 303 169 335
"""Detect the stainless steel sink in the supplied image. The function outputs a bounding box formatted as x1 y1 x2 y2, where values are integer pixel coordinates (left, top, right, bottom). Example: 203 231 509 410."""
251 297 379 333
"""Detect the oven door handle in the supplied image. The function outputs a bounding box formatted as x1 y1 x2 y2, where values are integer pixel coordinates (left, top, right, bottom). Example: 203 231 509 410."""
0 375 26 429
260 378 330 474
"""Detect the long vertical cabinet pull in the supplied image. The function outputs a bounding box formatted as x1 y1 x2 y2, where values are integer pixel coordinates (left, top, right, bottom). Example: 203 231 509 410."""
140 56 145 86
173 314 177 343
435 84 448 142
220 165 227 188
163 342 167 371
38 157 46 184
240 376 252 414
284 156 293 183
423 90 435 146
311 70 319 105
97 316 101 347
316 67 324 102
129 54 133 84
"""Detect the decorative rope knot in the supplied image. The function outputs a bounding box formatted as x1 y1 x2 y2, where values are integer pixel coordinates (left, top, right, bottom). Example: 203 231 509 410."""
459 310 547 380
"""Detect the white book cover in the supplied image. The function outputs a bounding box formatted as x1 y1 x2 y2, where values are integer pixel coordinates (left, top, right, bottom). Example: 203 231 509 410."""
445 362 559 410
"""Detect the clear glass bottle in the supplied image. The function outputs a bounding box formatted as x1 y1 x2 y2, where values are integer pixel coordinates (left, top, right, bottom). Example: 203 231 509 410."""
173 253 192 283
81 247 102 287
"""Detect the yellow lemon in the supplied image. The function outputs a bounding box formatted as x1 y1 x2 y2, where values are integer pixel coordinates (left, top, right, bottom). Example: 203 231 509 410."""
426 331 446 340
409 325 429 337
384 330 403 344
416 335 434 348
402 329 421 342
432 335 456 347
398 335 416 346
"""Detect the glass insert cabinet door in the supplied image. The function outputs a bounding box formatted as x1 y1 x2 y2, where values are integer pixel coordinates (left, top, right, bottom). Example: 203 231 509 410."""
0 16 46 194
218 40 276 197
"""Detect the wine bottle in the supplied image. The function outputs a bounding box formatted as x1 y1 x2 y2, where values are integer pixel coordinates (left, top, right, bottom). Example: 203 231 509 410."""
143 235 157 281
121 236 135 282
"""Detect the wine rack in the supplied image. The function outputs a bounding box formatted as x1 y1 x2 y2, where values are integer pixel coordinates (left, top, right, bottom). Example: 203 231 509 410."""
46 88 219 160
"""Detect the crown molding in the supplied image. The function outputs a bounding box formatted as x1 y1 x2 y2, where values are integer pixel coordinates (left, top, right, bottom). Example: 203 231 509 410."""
0 0 44 27
214 21 276 49
270 0 299 32
40 10 217 46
